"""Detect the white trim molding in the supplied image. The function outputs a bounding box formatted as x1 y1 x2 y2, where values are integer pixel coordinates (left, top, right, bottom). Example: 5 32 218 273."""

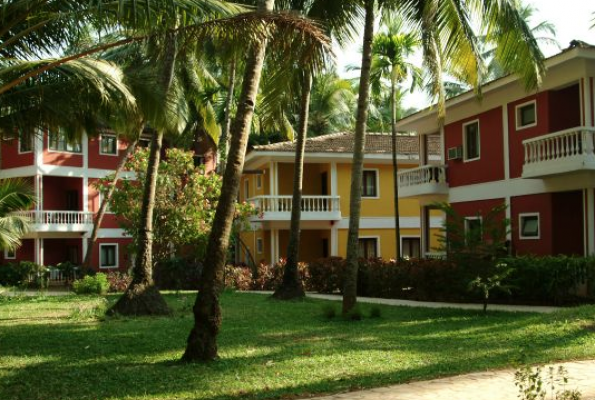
519 212 540 240
515 100 538 130
362 168 380 199
462 119 480 162
99 243 118 269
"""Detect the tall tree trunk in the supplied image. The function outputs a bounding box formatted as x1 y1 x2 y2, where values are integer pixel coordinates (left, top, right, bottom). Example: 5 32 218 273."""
342 0 375 316
390 81 401 262
109 32 178 316
83 135 139 270
182 0 274 362
272 71 312 300
218 58 237 175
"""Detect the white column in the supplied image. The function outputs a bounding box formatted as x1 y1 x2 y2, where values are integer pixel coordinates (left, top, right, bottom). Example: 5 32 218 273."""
330 225 339 256
587 188 595 256
273 162 279 196
330 162 338 197
39 238 44 266
502 105 510 180
269 161 274 195
34 128 44 170
270 228 276 264
34 238 40 265
439 127 446 163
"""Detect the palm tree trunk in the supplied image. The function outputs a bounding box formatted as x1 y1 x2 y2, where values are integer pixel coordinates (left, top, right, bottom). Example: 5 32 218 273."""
218 58 237 175
342 0 375 316
109 31 178 316
272 71 312 300
182 0 274 362
390 81 401 262
83 135 139 270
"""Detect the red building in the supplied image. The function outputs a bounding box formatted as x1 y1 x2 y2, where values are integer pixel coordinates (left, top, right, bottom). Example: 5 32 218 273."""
396 42 595 257
0 129 218 272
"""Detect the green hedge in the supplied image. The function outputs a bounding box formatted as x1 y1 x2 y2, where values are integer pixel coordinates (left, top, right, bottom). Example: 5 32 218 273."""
0 261 49 289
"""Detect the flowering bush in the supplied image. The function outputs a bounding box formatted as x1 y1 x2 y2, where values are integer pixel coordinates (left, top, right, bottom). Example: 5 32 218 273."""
106 271 131 292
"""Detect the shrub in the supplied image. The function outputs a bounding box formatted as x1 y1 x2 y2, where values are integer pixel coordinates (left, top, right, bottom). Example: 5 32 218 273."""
308 257 346 293
0 261 48 288
106 271 131 292
54 261 80 282
72 273 109 295
224 265 253 291
154 257 202 290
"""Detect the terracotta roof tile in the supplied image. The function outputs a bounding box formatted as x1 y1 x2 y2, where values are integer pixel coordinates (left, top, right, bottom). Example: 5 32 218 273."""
252 132 440 156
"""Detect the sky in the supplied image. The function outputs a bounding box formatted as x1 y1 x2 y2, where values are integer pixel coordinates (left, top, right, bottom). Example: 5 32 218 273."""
335 0 594 109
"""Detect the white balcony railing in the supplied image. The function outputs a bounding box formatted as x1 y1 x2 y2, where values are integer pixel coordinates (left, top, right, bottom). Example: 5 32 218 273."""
522 127 595 177
13 210 94 226
397 165 449 199
248 195 341 221
398 164 447 188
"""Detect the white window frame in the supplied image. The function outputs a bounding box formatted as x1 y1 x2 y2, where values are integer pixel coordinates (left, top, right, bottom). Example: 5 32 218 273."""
47 129 82 154
362 168 380 199
99 134 118 156
400 235 421 259
4 248 16 260
99 243 118 269
515 100 537 130
519 212 540 240
358 236 380 258
462 119 480 162
98 191 113 214
256 237 263 254
18 129 33 154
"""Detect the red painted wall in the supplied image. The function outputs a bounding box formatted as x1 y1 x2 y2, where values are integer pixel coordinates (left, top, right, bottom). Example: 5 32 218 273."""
87 178 120 229
507 92 550 178
445 107 504 187
43 238 82 266
90 238 132 272
1 138 34 169
0 239 35 264
510 193 554 256
549 84 581 133
42 176 83 210
552 191 584 256
450 198 506 244
43 132 83 167
88 135 129 170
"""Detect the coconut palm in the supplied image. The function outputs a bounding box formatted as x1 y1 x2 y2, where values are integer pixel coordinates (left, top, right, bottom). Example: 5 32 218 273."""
308 72 356 136
0 179 36 251
370 16 421 262
183 0 331 361
342 0 546 315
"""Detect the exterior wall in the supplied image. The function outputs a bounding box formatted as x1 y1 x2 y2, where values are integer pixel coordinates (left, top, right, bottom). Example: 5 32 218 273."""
548 84 581 132
87 178 120 229
42 176 83 210
43 132 83 167
88 135 128 170
0 239 34 264
43 238 82 266
449 198 506 242
1 138 34 169
90 238 132 272
278 229 331 261
444 107 504 187
510 193 554 256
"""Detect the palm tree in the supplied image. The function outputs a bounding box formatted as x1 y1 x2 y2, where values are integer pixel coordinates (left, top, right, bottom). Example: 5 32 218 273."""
342 0 546 315
308 72 356 136
370 16 421 262
183 0 331 361
0 179 36 252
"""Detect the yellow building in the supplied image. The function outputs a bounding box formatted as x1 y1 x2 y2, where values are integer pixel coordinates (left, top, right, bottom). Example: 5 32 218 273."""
238 132 443 265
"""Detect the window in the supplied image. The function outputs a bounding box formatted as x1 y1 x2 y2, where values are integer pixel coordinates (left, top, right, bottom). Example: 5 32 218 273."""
358 238 378 259
49 129 81 153
100 134 118 155
519 213 540 239
362 170 378 197
464 217 482 245
516 101 537 129
402 237 421 259
18 129 33 153
463 120 480 161
4 248 16 260
99 244 118 268
256 238 263 254
98 191 112 213
244 179 249 200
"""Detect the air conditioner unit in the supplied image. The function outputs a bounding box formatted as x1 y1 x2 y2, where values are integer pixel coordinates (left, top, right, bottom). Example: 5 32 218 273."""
447 146 463 160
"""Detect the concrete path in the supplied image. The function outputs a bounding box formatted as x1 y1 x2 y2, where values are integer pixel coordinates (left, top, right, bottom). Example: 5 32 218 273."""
309 360 595 400
247 291 560 313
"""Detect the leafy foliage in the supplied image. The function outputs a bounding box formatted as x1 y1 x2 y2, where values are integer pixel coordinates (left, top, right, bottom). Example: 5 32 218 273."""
0 178 36 251
72 273 109 295
0 261 48 288
515 365 582 400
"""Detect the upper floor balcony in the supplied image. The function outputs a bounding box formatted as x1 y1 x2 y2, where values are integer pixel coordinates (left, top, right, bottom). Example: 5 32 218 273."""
397 164 449 200
522 127 595 178
248 195 341 222
14 210 94 234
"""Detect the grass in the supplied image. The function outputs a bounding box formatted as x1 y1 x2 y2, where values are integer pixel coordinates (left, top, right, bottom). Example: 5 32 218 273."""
0 292 594 400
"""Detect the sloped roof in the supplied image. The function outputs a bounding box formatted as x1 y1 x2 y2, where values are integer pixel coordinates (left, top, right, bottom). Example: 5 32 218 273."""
251 132 440 156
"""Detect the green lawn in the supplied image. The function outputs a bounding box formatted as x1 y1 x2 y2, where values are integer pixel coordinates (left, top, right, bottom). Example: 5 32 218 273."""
0 292 594 400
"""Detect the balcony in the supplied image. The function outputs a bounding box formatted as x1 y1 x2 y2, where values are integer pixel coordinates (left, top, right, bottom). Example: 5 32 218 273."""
522 127 595 178
248 195 341 221
397 164 449 199
14 210 94 233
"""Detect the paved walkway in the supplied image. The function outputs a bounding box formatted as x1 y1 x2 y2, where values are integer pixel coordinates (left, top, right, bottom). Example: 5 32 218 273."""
309 360 595 400
247 291 560 313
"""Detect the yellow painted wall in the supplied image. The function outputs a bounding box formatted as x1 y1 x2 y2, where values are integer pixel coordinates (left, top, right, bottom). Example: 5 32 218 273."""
277 163 330 196
238 228 270 265
278 229 331 261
